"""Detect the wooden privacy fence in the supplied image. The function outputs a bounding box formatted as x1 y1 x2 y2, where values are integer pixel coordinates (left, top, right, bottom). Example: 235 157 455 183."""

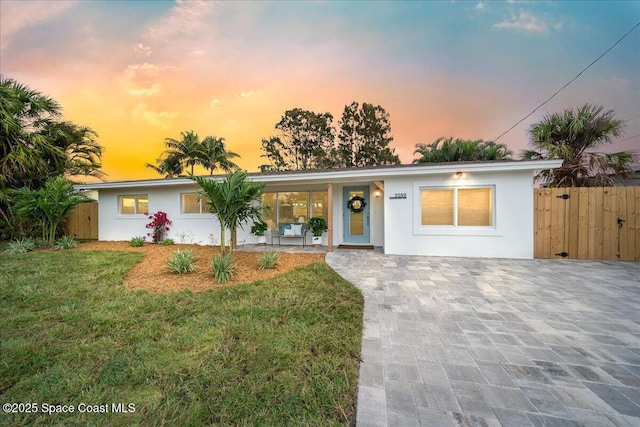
534 187 639 261
65 201 98 240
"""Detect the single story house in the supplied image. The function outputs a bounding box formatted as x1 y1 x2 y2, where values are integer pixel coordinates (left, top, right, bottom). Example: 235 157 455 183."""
77 159 562 259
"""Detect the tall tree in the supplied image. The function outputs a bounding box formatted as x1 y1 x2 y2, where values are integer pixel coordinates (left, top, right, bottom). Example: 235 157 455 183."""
259 108 335 171
523 104 635 187
163 130 206 175
191 170 265 254
149 131 240 177
0 76 105 189
259 136 288 172
145 153 184 178
413 137 512 163
201 135 239 174
1 76 104 241
42 121 105 180
0 76 65 188
336 102 400 167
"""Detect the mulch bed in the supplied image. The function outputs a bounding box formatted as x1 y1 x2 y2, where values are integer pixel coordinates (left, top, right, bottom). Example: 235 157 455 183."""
71 241 325 293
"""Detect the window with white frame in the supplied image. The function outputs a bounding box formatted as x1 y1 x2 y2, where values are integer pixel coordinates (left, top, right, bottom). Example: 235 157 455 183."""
119 194 148 215
420 187 493 227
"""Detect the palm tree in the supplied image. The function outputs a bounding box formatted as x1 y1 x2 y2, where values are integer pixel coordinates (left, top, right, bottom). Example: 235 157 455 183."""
413 137 460 163
41 121 105 180
480 141 513 160
145 153 184 178
201 135 240 174
191 170 265 254
163 130 206 175
13 176 90 246
0 75 66 188
413 137 512 163
523 104 636 187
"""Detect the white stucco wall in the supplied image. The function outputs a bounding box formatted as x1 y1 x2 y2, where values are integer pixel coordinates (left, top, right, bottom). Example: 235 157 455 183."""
91 163 543 256
97 185 255 245
383 170 535 258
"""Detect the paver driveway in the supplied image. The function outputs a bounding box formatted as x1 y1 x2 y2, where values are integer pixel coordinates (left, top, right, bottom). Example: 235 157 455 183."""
326 250 640 427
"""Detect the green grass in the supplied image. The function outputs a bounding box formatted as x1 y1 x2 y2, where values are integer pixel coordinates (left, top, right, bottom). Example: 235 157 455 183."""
0 251 364 426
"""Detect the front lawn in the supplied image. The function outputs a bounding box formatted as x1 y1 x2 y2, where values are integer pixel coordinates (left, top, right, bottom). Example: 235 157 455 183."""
0 250 363 426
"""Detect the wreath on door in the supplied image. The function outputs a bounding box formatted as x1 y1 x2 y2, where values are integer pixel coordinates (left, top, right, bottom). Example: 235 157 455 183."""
347 195 367 213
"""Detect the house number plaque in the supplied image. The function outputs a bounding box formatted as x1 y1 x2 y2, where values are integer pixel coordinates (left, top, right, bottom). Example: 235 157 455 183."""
389 193 407 200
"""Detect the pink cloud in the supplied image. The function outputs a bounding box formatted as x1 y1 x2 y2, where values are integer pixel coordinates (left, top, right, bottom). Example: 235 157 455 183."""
0 0 76 50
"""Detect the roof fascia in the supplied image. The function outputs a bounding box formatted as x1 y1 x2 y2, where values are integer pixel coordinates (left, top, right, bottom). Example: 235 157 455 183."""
76 160 564 190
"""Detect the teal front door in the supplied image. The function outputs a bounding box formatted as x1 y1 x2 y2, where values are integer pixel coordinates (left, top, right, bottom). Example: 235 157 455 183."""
343 186 370 244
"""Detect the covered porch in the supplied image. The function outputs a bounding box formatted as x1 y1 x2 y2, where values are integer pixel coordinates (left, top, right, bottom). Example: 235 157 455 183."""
255 179 385 252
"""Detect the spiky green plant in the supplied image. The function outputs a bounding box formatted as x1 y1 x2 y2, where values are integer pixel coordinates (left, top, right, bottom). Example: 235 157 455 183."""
54 235 77 250
258 251 280 270
165 249 199 274
3 238 37 254
211 254 236 283
161 238 175 246
129 236 145 247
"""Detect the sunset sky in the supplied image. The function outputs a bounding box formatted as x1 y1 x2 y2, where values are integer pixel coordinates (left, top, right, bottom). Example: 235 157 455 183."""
1 0 639 181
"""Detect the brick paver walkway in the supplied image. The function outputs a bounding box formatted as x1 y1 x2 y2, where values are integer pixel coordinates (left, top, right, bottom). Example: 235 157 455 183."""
326 250 640 427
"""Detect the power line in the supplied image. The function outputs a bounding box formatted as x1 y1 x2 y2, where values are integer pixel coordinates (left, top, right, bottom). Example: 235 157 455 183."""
494 21 640 142
623 113 640 123
616 133 640 143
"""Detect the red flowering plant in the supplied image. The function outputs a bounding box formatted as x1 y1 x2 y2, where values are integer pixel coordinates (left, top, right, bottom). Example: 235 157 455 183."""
144 211 172 244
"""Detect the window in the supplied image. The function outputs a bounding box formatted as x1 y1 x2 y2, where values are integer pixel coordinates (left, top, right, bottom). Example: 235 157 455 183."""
421 189 454 226
421 187 492 227
262 192 277 228
278 192 308 223
182 193 202 214
119 195 148 215
458 188 492 226
261 191 328 227
181 193 212 214
311 191 328 220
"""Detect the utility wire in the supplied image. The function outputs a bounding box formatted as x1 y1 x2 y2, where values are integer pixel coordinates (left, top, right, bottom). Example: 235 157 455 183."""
616 133 640 143
494 21 640 142
623 113 640 123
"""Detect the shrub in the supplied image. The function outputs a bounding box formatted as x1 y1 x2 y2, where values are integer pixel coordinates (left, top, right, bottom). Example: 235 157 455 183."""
258 250 280 270
250 220 268 236
130 236 146 247
33 238 49 249
145 211 172 244
161 238 175 246
54 235 77 250
307 217 328 237
211 254 236 283
3 238 37 254
165 249 199 274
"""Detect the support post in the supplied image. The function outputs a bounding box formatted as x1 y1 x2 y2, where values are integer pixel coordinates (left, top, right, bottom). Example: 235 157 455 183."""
327 182 333 252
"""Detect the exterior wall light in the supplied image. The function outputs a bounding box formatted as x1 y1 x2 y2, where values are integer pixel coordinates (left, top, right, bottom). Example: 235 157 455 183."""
374 189 382 198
